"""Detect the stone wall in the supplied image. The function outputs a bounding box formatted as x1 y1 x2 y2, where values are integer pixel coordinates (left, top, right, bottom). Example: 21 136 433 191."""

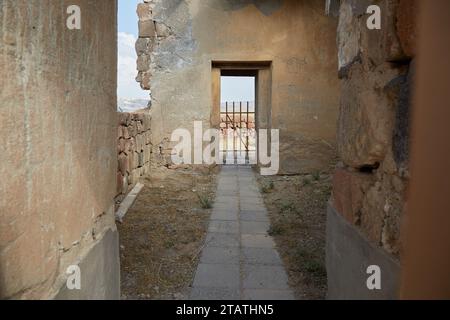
0 0 119 299
135 0 341 174
327 0 418 299
116 112 152 202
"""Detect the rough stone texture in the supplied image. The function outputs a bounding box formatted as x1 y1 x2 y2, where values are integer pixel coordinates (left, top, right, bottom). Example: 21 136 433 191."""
332 167 374 225
137 0 340 174
392 61 414 172
337 58 401 169
0 0 118 299
332 0 417 260
326 204 400 300
396 0 418 59
116 112 152 204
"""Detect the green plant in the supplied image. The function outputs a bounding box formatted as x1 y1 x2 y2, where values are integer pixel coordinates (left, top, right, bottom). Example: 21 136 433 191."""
280 201 295 213
303 260 327 278
303 178 311 186
312 171 321 181
198 194 212 209
268 224 284 236
261 181 275 193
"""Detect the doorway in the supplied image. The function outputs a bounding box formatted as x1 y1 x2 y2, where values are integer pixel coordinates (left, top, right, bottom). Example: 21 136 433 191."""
220 76 257 165
211 61 272 167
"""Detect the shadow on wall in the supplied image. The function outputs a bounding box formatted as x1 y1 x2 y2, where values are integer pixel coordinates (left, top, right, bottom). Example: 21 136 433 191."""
213 0 284 16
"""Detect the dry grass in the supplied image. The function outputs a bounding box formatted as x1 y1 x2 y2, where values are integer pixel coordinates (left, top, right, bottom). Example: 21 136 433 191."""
256 171 332 300
118 165 218 300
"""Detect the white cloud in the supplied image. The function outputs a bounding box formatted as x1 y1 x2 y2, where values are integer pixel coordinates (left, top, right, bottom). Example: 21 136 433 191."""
118 32 149 99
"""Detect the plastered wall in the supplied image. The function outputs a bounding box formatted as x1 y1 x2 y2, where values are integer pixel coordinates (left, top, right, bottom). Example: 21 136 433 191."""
136 0 341 174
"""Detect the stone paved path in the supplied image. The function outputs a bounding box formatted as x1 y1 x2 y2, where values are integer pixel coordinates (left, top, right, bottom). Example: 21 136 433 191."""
190 166 295 300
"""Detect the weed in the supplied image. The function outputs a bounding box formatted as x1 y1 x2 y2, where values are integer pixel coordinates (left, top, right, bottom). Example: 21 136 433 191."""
280 201 295 213
303 260 327 278
303 178 311 186
268 224 284 236
312 171 321 181
197 194 212 209
261 181 275 193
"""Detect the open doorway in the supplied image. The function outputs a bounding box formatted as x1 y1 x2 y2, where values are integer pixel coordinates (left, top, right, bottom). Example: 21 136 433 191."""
219 75 257 165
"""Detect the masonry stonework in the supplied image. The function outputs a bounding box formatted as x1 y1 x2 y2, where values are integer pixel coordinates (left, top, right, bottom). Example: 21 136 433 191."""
116 112 153 204
327 0 418 299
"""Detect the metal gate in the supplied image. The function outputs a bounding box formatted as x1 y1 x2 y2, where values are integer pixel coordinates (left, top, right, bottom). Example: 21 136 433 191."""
219 101 256 165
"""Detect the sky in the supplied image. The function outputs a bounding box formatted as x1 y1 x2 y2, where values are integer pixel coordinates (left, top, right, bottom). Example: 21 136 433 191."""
221 77 255 103
118 0 148 99
118 0 255 102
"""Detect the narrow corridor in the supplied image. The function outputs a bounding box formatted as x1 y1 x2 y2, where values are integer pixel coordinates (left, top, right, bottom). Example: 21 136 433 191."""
190 166 295 300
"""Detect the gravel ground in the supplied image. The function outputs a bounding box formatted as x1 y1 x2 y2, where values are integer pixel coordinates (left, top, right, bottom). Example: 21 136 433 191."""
118 165 218 300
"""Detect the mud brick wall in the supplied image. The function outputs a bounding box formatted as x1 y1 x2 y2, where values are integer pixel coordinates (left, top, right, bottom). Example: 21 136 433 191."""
332 0 418 257
116 112 152 201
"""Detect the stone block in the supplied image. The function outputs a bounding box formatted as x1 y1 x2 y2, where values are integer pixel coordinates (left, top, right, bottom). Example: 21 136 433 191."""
360 182 385 244
138 20 156 38
332 167 374 225
140 71 151 90
210 210 238 221
137 3 152 21
118 138 126 153
240 221 270 235
122 173 129 192
193 264 240 288
127 151 135 171
135 37 153 55
116 172 123 195
208 221 239 234
363 0 404 64
118 112 131 126
118 153 128 175
205 233 239 248
128 137 136 153
136 134 144 151
242 265 290 290
128 121 138 137
138 151 144 168
337 62 399 168
240 210 269 222
137 54 150 72
337 1 361 77
136 121 144 133
123 126 130 139
241 248 283 266
241 234 276 249
397 0 418 59
133 151 140 169
200 247 239 265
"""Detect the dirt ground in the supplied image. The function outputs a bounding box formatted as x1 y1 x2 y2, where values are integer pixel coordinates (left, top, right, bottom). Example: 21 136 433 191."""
256 170 333 300
118 165 218 300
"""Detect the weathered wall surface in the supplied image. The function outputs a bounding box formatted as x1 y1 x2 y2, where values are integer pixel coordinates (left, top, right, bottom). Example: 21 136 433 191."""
0 1 119 299
136 0 340 174
328 0 417 299
116 112 152 203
